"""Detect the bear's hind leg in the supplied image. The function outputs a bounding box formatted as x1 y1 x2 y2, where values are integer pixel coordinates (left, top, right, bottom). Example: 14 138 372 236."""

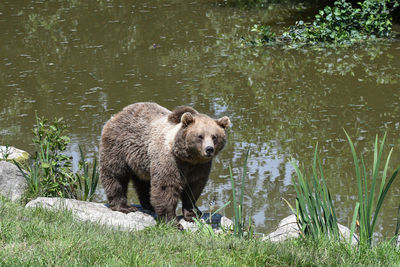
101 170 137 213
132 178 154 212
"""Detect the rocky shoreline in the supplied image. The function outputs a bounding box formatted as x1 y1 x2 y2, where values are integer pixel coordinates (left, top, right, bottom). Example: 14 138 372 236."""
1 145 361 245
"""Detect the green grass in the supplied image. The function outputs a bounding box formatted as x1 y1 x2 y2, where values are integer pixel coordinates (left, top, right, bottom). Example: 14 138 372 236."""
1 197 400 266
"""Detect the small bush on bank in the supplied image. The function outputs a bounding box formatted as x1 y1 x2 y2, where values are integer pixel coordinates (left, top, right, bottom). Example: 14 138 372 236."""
15 115 99 202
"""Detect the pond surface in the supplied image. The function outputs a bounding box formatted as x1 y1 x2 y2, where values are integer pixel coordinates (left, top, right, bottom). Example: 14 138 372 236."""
1 0 400 238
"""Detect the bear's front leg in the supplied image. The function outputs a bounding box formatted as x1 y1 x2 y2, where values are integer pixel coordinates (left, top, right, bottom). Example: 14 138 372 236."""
181 178 208 222
150 180 181 223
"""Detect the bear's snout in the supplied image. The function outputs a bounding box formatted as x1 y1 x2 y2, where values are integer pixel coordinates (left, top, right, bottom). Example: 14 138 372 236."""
205 146 214 156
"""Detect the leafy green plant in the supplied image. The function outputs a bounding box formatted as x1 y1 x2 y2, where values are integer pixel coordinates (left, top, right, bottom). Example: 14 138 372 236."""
288 145 340 240
248 0 399 47
248 24 276 46
15 114 99 202
22 115 77 199
345 131 400 247
229 148 253 238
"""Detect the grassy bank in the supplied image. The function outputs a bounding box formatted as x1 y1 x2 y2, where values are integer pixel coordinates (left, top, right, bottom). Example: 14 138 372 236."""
1 198 399 266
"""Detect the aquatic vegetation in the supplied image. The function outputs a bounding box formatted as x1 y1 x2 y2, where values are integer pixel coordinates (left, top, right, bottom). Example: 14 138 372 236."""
288 145 340 240
229 148 254 238
345 131 400 247
75 146 100 202
249 0 399 47
289 132 400 246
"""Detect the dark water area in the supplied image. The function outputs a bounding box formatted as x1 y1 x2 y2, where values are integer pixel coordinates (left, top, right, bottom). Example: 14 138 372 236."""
1 0 400 238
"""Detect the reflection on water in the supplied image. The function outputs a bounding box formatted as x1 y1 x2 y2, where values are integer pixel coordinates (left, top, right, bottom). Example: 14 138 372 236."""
1 0 399 238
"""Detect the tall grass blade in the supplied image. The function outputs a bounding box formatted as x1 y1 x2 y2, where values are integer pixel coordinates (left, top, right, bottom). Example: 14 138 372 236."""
350 202 360 244
370 166 400 234
229 165 239 236
345 130 399 246
239 148 250 224
229 148 250 238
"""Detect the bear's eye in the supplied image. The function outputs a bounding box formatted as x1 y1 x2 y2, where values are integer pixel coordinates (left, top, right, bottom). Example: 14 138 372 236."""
212 135 217 141
198 135 204 140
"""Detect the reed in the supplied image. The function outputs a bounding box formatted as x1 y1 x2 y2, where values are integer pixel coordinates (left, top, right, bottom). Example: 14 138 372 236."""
229 148 251 238
345 131 400 247
289 145 340 240
75 146 99 202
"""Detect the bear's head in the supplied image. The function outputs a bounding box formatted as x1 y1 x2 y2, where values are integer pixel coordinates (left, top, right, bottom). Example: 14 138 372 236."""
173 111 230 164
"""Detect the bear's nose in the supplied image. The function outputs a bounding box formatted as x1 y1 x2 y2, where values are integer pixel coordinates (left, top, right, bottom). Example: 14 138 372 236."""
205 146 214 156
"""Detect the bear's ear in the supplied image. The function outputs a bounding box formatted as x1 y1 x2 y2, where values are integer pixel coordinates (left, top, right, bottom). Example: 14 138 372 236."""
168 106 198 124
181 112 195 127
216 116 231 130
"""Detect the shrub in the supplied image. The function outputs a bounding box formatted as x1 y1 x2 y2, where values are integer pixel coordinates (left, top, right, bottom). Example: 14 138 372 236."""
15 115 99 201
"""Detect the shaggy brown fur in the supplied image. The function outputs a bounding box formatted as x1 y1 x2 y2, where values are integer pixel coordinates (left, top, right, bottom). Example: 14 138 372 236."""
100 102 230 222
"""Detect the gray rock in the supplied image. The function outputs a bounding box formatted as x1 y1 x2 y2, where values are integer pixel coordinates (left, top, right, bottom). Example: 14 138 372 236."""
26 197 157 231
263 214 359 245
25 197 233 233
0 161 27 201
0 146 30 164
262 214 301 242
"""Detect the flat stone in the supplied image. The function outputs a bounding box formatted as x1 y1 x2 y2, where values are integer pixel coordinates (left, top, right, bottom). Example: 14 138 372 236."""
0 161 27 201
26 197 156 231
0 146 30 164
25 197 233 233
263 214 359 245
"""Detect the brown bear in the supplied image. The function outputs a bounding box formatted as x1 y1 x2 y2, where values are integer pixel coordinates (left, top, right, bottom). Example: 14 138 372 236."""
100 102 230 223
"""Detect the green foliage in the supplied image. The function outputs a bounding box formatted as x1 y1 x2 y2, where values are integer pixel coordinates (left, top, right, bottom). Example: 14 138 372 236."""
22 115 77 199
249 0 398 47
288 132 400 246
15 114 99 201
344 131 400 247
289 145 340 240
0 145 11 161
75 146 100 202
192 201 231 237
248 24 276 45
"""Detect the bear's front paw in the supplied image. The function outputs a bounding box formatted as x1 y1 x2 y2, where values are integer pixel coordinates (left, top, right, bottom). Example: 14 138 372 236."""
183 208 200 222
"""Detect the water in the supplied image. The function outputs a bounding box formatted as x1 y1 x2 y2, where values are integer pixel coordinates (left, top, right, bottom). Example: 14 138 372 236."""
1 0 400 238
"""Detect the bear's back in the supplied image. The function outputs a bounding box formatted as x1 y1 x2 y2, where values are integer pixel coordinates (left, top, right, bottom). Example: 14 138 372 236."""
121 102 171 123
